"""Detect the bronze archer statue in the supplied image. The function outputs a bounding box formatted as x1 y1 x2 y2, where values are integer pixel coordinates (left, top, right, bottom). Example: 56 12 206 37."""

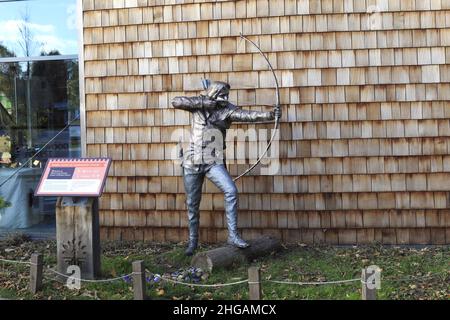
171 80 281 256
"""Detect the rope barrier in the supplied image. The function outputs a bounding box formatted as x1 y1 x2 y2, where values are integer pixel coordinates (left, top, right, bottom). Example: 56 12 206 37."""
0 258 132 283
0 258 34 265
0 257 448 290
42 270 66 284
45 268 134 283
267 278 361 286
160 275 248 288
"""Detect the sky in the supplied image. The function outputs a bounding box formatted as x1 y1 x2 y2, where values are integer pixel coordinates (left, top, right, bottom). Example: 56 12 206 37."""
0 0 79 56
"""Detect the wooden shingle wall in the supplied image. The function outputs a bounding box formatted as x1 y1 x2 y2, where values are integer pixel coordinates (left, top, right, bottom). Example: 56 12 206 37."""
82 0 450 244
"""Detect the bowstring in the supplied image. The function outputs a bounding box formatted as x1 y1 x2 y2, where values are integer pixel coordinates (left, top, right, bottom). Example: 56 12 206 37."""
233 33 281 181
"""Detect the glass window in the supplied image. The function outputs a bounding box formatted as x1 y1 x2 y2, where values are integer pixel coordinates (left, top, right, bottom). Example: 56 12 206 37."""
0 0 80 236
0 0 78 57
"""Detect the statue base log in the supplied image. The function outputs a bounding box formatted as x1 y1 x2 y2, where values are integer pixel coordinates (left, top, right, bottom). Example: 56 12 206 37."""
191 236 281 272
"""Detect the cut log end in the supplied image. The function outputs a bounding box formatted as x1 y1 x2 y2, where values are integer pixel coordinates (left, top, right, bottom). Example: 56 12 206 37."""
191 255 213 272
191 236 281 272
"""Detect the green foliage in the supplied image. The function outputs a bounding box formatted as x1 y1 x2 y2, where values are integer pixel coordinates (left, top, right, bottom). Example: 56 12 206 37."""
0 196 11 209
0 44 20 130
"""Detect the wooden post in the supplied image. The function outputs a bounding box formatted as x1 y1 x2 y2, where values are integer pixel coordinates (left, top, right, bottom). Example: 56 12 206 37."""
248 266 261 300
30 253 43 294
361 268 377 300
56 197 101 280
132 260 147 300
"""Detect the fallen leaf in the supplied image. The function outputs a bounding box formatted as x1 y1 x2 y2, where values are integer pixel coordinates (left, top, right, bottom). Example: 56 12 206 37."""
156 288 165 296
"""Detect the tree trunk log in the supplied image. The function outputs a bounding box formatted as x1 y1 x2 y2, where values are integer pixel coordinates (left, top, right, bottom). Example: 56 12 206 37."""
191 236 281 272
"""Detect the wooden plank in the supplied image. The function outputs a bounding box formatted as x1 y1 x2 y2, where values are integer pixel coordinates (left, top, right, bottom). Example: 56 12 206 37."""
248 267 261 300
132 260 147 300
361 268 377 300
409 229 431 244
30 253 43 294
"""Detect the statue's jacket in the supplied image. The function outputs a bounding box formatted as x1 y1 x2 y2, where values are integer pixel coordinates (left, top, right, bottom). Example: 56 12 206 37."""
172 95 274 170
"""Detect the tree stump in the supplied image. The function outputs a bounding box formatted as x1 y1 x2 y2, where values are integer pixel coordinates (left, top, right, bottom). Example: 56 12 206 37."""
191 236 281 272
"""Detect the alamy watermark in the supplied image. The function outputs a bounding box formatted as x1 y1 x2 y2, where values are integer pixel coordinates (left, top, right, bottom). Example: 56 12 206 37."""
170 127 281 176
366 265 382 289
66 265 81 290
366 0 389 30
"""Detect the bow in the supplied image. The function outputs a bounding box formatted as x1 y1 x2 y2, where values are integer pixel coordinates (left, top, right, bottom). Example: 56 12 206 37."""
233 33 281 181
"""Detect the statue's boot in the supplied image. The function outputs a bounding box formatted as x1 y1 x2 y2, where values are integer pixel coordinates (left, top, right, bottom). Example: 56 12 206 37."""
227 231 250 248
185 237 198 256
185 219 199 256
226 211 250 249
221 179 250 249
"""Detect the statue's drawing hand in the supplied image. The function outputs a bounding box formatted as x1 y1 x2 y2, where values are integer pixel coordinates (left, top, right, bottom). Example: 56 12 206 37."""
202 96 220 109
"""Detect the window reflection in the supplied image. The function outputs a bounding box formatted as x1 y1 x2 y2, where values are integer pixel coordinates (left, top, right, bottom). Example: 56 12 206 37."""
0 0 79 234
0 0 78 57
0 59 80 166
0 57 80 230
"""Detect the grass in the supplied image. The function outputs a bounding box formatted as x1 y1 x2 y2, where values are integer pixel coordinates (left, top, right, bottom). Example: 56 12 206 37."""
0 235 448 300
